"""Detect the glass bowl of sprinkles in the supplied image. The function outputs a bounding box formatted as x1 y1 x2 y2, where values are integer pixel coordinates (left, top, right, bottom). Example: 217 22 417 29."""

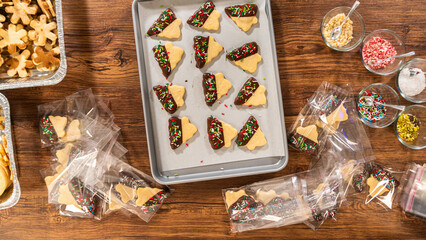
357 83 401 128
360 29 406 75
395 105 426 149
396 58 426 103
321 6 365 51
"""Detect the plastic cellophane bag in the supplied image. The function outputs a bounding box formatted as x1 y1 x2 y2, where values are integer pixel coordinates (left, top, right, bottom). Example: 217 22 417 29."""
98 158 172 222
364 162 402 209
397 163 426 220
309 82 375 198
39 89 172 221
288 82 354 156
222 167 345 233
303 167 345 230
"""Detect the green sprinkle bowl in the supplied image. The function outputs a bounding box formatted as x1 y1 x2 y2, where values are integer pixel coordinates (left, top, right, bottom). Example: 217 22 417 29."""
394 105 426 149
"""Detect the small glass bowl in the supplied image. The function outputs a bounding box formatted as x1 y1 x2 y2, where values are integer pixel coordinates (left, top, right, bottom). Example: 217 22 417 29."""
321 6 365 52
360 29 406 75
395 105 426 149
357 83 401 128
396 58 426 103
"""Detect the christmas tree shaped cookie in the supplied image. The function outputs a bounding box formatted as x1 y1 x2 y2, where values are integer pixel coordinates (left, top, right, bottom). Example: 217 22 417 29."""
193 35 223 68
203 72 232 106
187 1 221 31
234 77 266 106
168 116 198 149
153 84 185 114
146 8 182 39
152 42 184 79
226 42 262 73
236 116 267 150
48 116 67 138
207 116 238 150
225 3 258 32
289 125 319 155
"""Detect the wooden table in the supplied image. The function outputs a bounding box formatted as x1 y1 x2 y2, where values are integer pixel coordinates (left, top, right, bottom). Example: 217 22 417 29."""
1 0 425 239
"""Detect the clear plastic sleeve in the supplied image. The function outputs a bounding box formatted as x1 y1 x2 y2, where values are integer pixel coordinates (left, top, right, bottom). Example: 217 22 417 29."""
99 159 172 222
288 82 352 156
397 163 426 220
365 163 402 209
222 167 344 233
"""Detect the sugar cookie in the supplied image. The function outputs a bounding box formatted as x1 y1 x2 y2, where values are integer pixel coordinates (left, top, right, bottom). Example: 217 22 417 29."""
147 8 181 39
255 189 290 205
225 4 258 32
207 116 238 150
203 72 232 106
48 115 67 138
28 14 57 46
135 187 162 206
227 42 261 73
37 0 56 19
0 24 27 54
153 84 185 114
193 35 223 68
236 116 267 150
6 49 34 77
152 42 184 79
187 1 220 31
115 183 136 203
289 125 319 154
32 46 60 71
168 116 197 149
5 0 38 25
234 77 266 106
225 189 246 208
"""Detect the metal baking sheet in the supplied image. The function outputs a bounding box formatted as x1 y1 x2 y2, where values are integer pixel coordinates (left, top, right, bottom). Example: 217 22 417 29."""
0 0 67 90
133 0 288 184
0 93 21 209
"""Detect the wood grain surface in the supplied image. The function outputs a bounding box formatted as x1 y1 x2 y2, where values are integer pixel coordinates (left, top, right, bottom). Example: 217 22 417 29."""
1 0 425 239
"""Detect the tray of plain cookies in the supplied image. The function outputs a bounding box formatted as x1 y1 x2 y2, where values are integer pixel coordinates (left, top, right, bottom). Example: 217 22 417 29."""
0 93 20 210
133 0 288 184
0 0 66 90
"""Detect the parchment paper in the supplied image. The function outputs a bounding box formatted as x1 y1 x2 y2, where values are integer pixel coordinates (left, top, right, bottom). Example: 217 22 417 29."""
138 0 286 173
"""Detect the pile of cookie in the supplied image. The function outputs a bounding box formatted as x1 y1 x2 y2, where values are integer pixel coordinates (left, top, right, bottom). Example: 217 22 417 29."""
147 1 268 151
0 0 60 78
38 89 171 222
0 105 12 200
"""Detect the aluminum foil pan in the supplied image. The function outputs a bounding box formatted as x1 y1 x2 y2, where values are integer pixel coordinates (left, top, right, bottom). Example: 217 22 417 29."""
0 0 67 90
0 93 20 210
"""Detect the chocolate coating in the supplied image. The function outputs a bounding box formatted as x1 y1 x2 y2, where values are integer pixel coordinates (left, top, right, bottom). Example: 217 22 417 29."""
264 197 298 218
153 85 178 114
228 195 264 224
152 45 171 78
234 77 259 105
193 36 209 68
225 4 258 17
226 42 259 62
235 116 259 146
288 133 318 155
147 8 177 36
187 0 215 27
168 117 183 149
203 73 217 106
207 116 225 150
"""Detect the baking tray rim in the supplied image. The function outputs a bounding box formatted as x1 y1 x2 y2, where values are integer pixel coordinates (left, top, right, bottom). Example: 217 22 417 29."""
132 0 288 185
